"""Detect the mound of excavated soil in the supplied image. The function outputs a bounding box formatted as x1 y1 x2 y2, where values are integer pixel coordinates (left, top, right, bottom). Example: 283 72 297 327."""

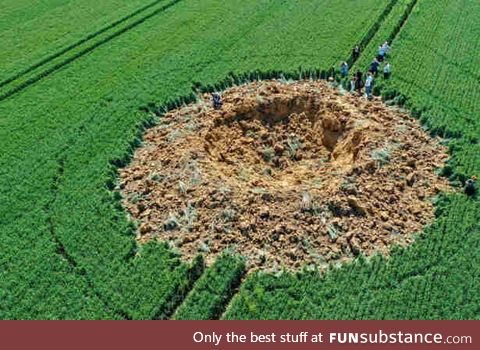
119 80 451 271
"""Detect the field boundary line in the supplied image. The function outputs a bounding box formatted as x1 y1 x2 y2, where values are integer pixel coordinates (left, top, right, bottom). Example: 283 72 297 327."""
0 0 183 103
0 0 169 90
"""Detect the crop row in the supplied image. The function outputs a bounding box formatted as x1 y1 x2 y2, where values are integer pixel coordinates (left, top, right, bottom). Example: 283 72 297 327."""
385 0 480 184
346 0 398 66
381 0 480 180
352 0 480 184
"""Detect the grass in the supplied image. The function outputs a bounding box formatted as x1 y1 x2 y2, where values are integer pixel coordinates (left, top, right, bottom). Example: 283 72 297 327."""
173 254 245 320
286 136 301 159
221 209 237 223
181 203 197 228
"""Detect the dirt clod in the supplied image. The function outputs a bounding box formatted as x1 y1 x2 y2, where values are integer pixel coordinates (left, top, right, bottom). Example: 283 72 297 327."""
120 80 451 271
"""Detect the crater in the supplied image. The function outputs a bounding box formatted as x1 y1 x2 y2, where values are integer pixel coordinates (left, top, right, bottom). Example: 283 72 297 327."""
119 80 451 271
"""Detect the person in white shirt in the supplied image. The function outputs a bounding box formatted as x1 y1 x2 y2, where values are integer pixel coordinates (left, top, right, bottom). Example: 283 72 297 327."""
365 72 374 100
383 62 392 79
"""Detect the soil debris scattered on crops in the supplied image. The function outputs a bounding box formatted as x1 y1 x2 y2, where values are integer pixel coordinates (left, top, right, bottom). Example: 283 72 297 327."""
119 80 451 271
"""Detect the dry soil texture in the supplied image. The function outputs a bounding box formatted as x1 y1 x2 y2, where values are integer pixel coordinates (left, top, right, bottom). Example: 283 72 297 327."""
120 80 451 271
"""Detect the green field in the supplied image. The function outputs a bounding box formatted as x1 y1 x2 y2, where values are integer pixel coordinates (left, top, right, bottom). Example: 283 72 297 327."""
1 0 478 320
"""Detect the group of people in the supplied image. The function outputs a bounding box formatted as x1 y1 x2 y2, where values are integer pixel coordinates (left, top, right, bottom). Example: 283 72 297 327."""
373 41 392 78
340 41 392 100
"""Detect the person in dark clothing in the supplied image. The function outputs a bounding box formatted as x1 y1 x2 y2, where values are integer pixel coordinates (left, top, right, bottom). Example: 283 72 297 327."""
211 92 223 110
340 61 349 78
370 58 380 76
355 70 362 81
354 70 363 95
465 176 477 196
352 45 361 61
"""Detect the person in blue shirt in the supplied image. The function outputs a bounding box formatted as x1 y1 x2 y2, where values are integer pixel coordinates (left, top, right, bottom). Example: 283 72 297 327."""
382 41 391 55
377 45 386 61
370 58 380 76
340 61 349 78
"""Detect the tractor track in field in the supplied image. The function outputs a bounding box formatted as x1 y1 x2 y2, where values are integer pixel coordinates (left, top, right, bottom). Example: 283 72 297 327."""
347 0 399 66
355 0 419 72
43 130 132 320
0 0 170 90
218 273 247 320
0 0 183 103
170 258 246 320
42 115 205 320
390 0 419 46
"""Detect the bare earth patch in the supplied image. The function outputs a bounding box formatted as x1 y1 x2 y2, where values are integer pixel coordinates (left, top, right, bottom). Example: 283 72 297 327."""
119 80 451 271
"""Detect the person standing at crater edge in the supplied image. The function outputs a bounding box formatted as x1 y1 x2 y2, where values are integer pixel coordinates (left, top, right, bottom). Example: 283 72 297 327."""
365 72 374 100
370 57 380 76
340 61 349 78
355 70 364 95
212 92 223 110
465 176 477 196
382 41 391 56
350 74 356 93
377 45 386 62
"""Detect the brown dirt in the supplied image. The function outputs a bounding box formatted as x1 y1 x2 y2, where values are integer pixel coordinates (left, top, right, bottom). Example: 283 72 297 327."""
119 80 451 271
